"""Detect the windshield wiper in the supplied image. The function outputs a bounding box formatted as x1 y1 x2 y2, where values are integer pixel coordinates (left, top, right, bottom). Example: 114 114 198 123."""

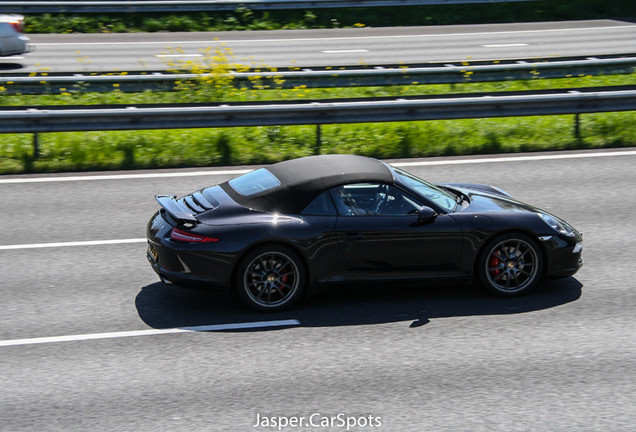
439 185 469 209
457 191 470 205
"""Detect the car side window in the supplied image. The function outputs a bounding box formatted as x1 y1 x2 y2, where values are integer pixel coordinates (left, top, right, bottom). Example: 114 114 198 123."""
330 183 423 216
301 191 338 216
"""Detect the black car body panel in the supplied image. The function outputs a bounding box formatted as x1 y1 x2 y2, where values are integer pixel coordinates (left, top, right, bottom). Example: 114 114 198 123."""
146 155 583 308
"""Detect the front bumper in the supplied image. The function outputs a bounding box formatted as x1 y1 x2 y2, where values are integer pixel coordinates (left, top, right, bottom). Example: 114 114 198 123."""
542 235 583 277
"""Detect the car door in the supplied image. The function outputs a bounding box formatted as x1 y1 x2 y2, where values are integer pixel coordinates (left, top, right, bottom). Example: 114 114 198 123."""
331 183 463 278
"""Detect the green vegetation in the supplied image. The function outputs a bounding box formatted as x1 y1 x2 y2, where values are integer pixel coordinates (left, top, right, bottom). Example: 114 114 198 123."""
2 112 634 174
23 0 635 34
1 67 634 174
3 73 635 107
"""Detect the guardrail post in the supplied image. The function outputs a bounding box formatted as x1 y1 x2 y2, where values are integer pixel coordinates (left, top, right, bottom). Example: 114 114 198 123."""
33 133 40 159
574 113 581 140
314 124 321 155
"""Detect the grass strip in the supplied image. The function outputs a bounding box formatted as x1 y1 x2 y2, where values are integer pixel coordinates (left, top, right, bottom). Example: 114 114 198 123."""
2 112 634 174
3 71 635 106
23 0 636 34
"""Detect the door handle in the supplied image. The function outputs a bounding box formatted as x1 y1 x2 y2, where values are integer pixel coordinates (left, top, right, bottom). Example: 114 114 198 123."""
343 232 364 241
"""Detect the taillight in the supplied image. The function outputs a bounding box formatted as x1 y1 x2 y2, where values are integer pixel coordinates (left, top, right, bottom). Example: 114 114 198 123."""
170 227 220 243
10 20 25 34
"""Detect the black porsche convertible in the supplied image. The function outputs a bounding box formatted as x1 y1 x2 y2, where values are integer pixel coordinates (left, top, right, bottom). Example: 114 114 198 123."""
146 154 582 311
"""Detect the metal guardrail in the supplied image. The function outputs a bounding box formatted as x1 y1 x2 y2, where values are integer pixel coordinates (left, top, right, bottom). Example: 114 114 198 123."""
3 56 636 95
2 87 634 134
1 0 537 14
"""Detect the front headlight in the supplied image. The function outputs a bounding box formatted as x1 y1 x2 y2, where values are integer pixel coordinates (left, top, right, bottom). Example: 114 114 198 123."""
539 213 577 237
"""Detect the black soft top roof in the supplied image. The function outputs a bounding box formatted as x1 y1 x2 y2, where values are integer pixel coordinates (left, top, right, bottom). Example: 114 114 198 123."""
220 154 394 214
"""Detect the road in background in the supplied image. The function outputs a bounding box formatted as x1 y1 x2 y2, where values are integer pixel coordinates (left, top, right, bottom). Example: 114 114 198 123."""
4 19 636 72
1 148 635 431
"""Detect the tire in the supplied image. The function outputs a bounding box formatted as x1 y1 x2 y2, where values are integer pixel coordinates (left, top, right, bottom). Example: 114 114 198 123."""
234 245 306 312
478 233 543 296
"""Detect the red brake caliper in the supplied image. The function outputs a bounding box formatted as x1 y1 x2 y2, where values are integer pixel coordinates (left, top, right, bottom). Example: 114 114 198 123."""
490 255 501 277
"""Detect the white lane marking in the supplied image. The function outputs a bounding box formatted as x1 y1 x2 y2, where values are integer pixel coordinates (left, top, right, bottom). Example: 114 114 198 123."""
482 43 529 48
1 150 635 185
31 25 636 46
391 150 636 167
322 49 369 53
0 56 25 59
0 238 146 250
0 320 302 347
0 169 251 184
155 54 202 58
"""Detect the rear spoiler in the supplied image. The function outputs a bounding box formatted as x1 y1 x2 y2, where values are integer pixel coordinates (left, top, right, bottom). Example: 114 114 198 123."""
155 195 198 224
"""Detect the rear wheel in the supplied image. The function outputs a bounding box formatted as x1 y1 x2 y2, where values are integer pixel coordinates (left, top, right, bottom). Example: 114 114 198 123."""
234 245 306 312
479 233 543 296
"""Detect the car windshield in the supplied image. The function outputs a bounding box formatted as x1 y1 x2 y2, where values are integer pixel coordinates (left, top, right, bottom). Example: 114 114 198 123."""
228 168 281 196
390 166 457 212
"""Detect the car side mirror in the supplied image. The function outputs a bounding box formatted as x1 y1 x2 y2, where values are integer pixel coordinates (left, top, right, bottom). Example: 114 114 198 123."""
412 206 438 226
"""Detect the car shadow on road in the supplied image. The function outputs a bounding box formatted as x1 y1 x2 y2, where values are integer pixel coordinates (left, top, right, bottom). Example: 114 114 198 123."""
135 277 582 330
0 62 25 71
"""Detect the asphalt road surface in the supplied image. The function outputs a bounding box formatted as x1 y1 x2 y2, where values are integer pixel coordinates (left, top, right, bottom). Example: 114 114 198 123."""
4 19 636 72
1 148 635 431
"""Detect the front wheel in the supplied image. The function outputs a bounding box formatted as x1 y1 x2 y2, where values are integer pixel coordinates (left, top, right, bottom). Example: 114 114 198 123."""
234 245 306 312
478 233 543 296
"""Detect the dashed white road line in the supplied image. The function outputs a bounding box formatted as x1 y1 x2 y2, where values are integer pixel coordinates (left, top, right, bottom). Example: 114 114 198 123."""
0 320 301 347
0 238 147 251
482 43 529 48
155 54 202 58
322 49 369 53
0 169 251 184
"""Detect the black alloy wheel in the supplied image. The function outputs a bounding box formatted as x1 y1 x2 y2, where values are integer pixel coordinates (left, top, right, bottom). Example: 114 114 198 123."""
235 245 306 311
479 233 543 296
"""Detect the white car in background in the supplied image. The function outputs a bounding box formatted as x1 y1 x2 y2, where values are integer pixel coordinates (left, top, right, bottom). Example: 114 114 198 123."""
0 14 31 56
